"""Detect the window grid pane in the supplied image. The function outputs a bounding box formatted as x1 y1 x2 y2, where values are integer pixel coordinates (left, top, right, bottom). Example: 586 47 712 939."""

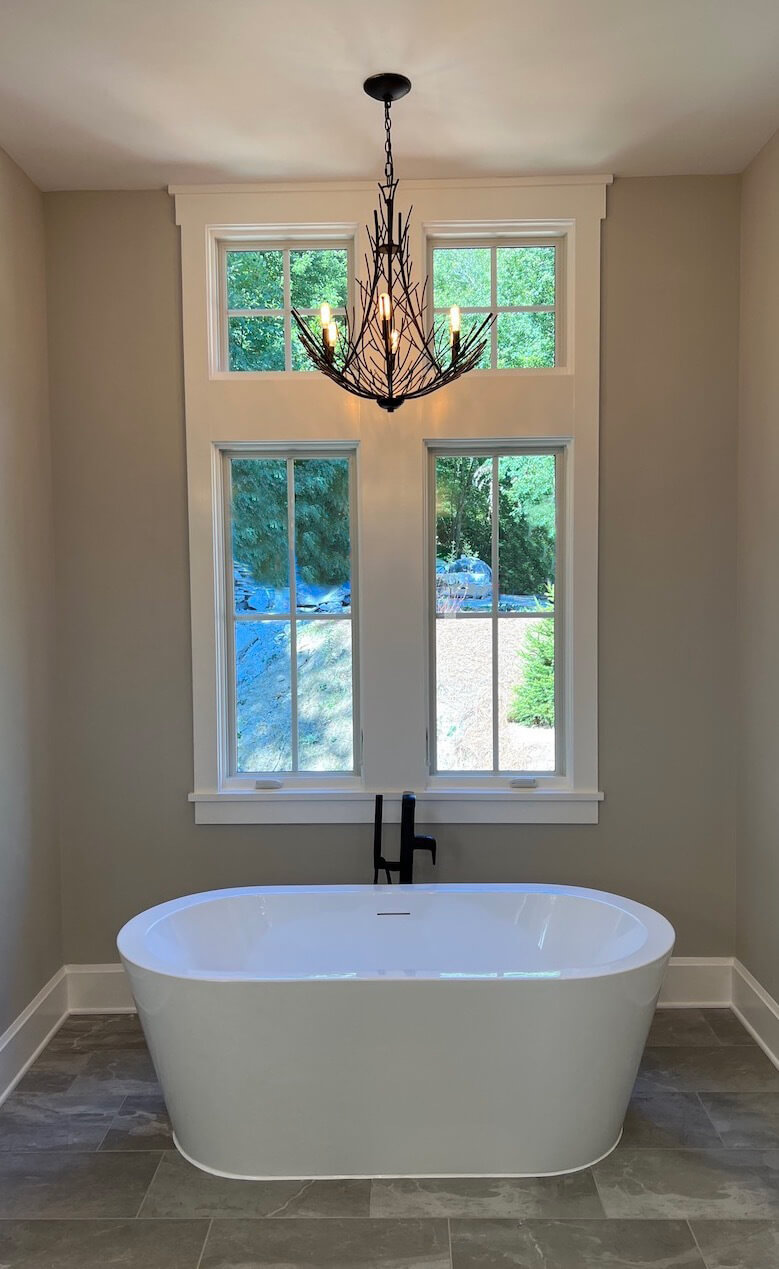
228 454 356 774
432 450 558 775
430 243 557 370
224 246 349 373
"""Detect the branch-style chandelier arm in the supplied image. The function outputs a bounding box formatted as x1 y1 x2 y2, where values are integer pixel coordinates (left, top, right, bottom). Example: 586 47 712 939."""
291 72 495 412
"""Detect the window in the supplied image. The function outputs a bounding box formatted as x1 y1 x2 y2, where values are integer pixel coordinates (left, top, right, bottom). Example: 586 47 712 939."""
431 242 559 369
224 450 359 775
221 244 350 372
430 447 561 776
182 183 607 823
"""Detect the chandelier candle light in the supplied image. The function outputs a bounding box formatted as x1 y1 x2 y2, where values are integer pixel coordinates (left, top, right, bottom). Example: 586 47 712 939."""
292 74 495 412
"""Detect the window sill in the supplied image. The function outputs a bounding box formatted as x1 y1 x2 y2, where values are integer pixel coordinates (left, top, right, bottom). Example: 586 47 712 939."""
189 788 603 825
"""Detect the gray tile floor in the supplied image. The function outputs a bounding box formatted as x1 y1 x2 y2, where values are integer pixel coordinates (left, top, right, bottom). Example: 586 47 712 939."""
0 1009 778 1266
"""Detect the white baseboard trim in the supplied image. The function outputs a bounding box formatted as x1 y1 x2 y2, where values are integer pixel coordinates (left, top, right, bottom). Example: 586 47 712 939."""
66 963 135 1013
657 956 734 1008
2 955 778 1107
0 968 69 1105
732 959 779 1071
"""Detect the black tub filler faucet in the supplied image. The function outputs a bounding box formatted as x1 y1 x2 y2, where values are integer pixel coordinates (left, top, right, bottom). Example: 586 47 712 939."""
372 792 437 884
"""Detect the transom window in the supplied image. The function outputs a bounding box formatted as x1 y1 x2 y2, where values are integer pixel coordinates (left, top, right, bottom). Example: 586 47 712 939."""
430 242 559 369
430 447 561 775
221 244 350 373
224 450 359 774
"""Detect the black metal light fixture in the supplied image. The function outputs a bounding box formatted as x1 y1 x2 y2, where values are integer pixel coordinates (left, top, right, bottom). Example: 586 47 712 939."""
292 73 495 413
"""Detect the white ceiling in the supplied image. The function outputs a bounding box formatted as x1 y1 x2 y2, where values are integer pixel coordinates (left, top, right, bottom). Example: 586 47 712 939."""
0 0 778 191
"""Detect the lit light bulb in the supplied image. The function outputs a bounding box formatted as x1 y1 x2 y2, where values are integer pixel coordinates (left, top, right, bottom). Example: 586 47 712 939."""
326 320 338 347
449 305 461 360
378 292 391 322
390 329 400 354
320 303 331 328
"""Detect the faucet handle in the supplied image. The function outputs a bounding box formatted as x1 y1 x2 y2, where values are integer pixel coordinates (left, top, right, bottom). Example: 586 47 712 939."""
414 833 437 866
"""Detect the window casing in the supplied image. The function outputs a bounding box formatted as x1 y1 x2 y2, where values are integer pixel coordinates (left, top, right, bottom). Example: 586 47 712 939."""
222 447 360 784
429 238 563 370
217 240 353 373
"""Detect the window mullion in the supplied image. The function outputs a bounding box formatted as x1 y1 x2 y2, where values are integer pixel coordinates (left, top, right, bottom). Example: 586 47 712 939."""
283 251 292 372
491 248 498 369
286 458 299 770
491 455 499 773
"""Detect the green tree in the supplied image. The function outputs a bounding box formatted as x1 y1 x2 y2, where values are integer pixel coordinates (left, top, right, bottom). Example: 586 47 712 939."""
231 458 350 590
435 455 555 596
225 248 348 372
509 599 555 727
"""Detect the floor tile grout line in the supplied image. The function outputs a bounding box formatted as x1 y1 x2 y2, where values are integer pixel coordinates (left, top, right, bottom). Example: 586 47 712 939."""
194 1216 213 1269
686 1218 712 1269
135 1151 166 1218
692 1091 726 1148
447 1216 453 1268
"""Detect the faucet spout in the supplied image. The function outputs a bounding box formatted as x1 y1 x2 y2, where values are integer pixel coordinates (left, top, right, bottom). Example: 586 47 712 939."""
371 792 437 885
399 791 437 884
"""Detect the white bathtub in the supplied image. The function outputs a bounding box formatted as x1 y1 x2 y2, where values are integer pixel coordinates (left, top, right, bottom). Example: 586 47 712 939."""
117 883 674 1179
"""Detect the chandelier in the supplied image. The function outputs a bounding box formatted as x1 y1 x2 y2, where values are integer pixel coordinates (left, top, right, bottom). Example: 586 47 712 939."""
292 73 495 413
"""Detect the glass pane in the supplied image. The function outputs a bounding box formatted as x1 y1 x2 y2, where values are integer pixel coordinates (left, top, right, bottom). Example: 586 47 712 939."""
435 456 492 613
294 458 351 611
226 250 284 310
235 621 292 772
433 247 491 308
496 246 555 308
228 316 285 372
297 621 353 771
231 458 289 614
435 618 492 771
498 454 556 610
499 617 555 772
290 249 348 310
496 311 555 368
291 314 319 372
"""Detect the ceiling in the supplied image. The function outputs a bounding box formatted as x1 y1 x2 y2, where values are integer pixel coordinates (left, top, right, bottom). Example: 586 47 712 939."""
1 0 778 191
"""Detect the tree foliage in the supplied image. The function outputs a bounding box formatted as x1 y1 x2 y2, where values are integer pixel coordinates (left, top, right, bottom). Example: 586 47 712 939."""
231 458 350 590
435 455 555 597
432 245 556 368
509 602 555 728
226 248 348 372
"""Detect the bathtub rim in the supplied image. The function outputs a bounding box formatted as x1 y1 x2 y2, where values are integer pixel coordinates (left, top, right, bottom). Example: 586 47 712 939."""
117 882 675 984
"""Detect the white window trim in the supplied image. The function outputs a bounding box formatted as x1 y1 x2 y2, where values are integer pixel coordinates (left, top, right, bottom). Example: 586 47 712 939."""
174 177 610 824
206 222 358 379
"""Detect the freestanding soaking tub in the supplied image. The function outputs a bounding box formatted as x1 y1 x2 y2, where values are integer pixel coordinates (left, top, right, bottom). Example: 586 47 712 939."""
118 883 674 1179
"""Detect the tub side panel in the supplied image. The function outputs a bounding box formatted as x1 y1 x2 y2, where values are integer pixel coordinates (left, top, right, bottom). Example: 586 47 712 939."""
123 958 666 1177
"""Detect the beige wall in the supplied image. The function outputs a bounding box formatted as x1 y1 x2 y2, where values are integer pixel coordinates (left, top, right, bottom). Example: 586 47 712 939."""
736 129 779 999
0 148 61 1030
45 178 741 964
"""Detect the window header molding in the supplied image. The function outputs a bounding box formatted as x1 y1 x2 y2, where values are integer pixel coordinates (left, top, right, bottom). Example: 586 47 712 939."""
171 174 613 199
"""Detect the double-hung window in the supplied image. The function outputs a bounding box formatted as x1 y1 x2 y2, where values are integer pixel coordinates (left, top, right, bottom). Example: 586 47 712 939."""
430 241 560 369
224 449 359 777
220 243 350 372
430 445 562 777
